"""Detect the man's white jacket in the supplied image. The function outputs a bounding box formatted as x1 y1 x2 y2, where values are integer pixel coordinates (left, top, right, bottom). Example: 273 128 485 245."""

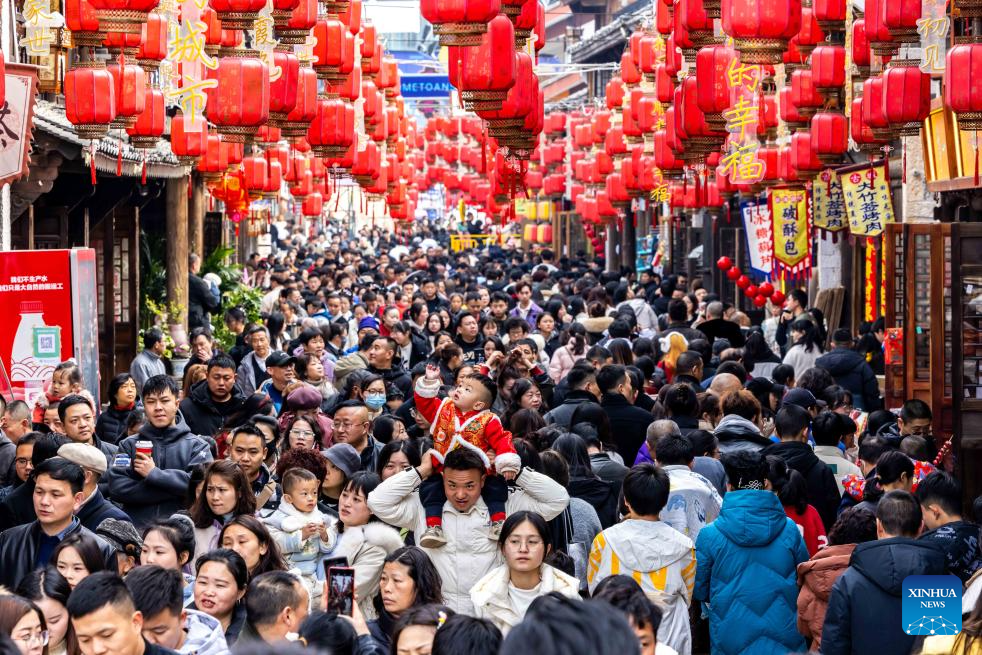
367 467 569 614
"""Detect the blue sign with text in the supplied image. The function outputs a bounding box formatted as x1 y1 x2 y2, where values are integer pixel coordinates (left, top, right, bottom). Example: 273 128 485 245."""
400 75 453 99
902 575 962 637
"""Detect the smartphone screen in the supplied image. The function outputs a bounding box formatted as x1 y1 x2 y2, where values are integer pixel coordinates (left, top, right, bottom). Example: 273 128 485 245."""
327 566 355 616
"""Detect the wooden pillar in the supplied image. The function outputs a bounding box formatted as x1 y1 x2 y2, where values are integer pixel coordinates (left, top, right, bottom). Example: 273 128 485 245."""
605 222 617 272
166 176 189 328
622 212 636 272
188 173 205 258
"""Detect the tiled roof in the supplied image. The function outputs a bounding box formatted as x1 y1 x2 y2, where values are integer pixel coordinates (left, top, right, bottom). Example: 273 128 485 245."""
34 100 187 179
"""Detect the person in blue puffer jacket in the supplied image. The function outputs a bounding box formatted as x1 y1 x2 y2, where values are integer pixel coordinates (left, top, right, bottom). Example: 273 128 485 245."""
694 450 809 655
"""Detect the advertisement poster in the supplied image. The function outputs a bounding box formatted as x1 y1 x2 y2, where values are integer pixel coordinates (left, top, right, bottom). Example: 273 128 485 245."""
0 250 76 405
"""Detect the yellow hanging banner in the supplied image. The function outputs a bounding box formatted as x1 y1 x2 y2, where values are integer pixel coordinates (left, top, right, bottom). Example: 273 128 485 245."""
769 188 811 280
840 163 895 238
812 170 848 234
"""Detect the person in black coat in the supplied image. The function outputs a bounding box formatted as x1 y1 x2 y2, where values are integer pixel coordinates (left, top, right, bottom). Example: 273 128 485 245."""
188 254 220 331
816 329 882 412
179 356 248 439
822 491 947 655
696 302 746 347
390 321 431 370
598 364 655 464
552 434 620 528
762 405 841 530
96 373 142 445
0 457 117 589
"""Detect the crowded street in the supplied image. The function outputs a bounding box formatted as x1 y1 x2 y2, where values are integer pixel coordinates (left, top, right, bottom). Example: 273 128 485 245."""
0 0 979 654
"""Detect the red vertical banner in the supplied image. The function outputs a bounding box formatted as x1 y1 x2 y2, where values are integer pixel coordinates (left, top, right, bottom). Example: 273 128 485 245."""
0 250 75 405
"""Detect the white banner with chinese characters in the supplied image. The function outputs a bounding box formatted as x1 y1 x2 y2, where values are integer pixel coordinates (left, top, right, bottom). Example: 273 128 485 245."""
741 199 773 277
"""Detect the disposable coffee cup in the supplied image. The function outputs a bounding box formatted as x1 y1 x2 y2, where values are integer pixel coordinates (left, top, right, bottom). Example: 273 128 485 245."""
135 440 153 460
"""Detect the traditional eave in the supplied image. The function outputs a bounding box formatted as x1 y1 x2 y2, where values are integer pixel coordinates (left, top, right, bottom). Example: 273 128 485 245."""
33 100 187 179
568 4 649 63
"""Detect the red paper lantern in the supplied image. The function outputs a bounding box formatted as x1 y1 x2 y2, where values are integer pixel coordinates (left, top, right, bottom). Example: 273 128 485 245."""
197 134 230 182
268 50 300 126
313 18 355 82
107 61 146 130
882 0 921 45
65 0 101 46
127 87 165 149
852 19 871 77
811 45 846 91
281 67 318 138
88 0 159 34
882 64 930 136
276 0 316 43
205 53 271 142
810 111 848 165
945 44 982 131
420 0 500 46
65 64 116 140
721 0 802 64
170 112 209 166
605 75 625 110
862 75 893 140
137 11 168 72
448 15 516 112
813 0 845 30
865 0 896 57
696 44 736 131
208 0 267 31
307 97 356 158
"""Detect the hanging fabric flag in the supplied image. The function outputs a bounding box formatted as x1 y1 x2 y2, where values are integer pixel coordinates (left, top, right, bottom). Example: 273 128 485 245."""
769 188 811 282
812 170 848 240
840 163 895 239
741 199 774 278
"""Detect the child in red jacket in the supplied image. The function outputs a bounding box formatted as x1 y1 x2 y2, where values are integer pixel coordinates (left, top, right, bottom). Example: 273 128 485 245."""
414 364 521 548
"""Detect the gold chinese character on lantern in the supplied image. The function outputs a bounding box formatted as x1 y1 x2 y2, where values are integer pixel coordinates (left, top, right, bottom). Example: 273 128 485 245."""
725 59 761 93
720 142 764 184
722 96 759 142
168 19 217 69
166 75 218 119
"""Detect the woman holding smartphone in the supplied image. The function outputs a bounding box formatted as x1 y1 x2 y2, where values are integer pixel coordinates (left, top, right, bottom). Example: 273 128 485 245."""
327 472 404 620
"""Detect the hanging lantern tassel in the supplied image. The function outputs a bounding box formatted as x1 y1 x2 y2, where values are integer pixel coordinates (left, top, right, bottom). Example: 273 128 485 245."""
117 144 123 177
142 155 147 185
188 172 193 198
90 141 97 186
975 132 980 187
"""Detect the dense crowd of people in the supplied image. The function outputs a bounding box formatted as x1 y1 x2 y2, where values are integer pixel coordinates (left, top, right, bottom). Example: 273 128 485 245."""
0 218 976 655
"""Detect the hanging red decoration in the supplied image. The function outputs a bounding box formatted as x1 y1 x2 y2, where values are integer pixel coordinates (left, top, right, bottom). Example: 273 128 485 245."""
721 0 802 64
204 52 271 142
65 63 117 140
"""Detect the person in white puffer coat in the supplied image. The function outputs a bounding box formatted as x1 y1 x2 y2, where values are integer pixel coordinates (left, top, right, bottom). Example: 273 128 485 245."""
367 446 569 615
470 510 580 636
324 471 405 620
263 468 335 599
